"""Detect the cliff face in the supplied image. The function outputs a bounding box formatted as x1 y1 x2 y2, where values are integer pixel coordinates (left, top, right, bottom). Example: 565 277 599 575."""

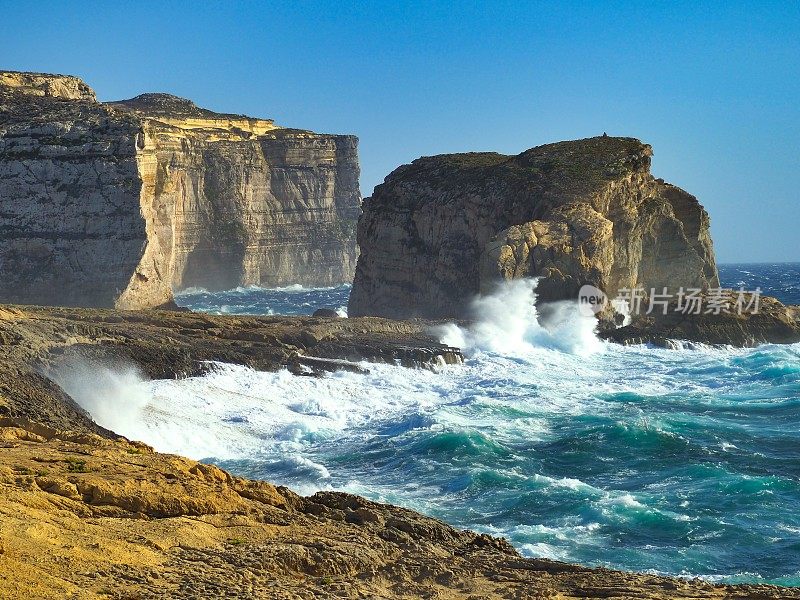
349 137 719 319
0 72 360 309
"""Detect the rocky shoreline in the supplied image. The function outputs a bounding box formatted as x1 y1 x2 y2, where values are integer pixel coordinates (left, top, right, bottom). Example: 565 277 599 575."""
0 305 461 434
1 303 800 598
3 417 800 600
600 291 800 347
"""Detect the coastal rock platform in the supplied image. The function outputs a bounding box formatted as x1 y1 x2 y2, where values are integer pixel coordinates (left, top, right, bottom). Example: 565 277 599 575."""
1 419 798 600
0 305 461 435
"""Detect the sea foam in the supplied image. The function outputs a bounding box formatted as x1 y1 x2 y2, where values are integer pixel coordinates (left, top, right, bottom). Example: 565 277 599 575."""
435 278 605 356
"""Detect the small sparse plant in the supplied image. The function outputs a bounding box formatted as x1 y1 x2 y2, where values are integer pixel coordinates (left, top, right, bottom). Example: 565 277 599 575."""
66 458 88 473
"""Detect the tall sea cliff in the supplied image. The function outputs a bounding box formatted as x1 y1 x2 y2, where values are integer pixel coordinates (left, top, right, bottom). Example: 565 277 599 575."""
0 71 360 309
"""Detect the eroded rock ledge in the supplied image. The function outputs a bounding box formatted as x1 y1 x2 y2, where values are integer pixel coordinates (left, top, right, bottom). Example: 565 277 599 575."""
2 419 798 599
0 304 461 434
0 70 360 309
600 291 800 347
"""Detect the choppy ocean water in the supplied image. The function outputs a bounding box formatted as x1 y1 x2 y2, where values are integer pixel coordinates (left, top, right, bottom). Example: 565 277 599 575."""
79 264 800 584
174 284 351 317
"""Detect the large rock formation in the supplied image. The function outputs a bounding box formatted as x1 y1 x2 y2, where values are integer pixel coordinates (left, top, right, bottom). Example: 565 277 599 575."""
349 136 720 319
0 71 360 309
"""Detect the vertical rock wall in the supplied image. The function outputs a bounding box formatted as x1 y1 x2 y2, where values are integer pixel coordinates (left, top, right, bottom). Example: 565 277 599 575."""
0 79 150 307
0 72 360 309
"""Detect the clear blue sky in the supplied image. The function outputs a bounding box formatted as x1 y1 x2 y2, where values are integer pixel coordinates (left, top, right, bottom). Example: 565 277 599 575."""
1 1 797 262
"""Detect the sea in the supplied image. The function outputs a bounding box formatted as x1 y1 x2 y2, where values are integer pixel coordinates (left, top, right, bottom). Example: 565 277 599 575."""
71 263 800 585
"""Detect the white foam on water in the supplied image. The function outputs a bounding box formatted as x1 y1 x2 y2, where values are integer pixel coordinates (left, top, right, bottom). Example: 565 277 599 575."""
98 279 756 467
131 361 458 463
435 279 605 357
61 289 774 478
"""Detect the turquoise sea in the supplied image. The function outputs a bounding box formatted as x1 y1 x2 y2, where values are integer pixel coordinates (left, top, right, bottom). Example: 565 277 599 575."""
85 264 800 584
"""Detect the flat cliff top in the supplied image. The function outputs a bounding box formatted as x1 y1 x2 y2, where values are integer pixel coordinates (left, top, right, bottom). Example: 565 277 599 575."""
371 135 653 207
1 71 356 139
2 419 798 599
107 92 272 122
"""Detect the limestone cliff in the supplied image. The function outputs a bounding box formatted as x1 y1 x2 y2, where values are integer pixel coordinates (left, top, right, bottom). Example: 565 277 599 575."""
0 71 360 309
349 136 719 319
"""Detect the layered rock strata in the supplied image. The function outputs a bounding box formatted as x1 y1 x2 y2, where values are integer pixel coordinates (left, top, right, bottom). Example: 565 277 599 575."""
0 71 360 309
349 136 719 319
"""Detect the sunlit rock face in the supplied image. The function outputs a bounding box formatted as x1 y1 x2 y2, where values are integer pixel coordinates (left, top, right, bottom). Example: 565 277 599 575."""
349 136 719 319
0 72 360 309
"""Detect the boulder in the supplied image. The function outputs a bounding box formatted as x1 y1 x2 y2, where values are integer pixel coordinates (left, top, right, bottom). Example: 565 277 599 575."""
312 308 341 318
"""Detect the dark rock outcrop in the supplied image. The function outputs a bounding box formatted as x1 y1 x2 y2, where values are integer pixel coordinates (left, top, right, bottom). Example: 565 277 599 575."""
601 292 800 347
0 305 461 433
349 136 719 319
312 308 341 318
0 71 360 309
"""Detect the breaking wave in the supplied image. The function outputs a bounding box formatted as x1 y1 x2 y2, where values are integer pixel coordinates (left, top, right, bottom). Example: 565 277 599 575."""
435 278 604 355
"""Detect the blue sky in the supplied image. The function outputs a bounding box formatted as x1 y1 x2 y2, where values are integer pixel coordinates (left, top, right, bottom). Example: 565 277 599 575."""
1 1 797 262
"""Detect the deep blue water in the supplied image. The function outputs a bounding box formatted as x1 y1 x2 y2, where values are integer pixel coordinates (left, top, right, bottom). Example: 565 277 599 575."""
719 263 800 306
174 263 800 316
174 284 351 316
104 264 800 584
